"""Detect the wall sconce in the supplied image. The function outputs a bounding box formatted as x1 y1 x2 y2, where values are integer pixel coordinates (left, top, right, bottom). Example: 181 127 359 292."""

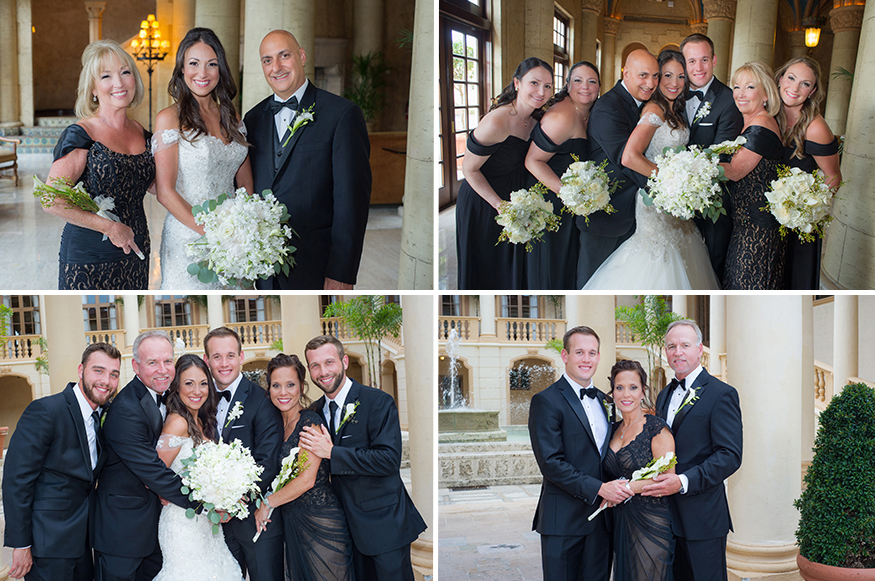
803 17 826 48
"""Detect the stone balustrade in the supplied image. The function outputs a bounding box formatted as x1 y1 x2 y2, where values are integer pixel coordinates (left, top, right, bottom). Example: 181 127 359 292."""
437 316 480 341
0 334 43 361
496 318 564 343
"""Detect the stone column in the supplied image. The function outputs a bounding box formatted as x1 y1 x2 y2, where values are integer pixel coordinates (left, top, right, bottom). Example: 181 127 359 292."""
833 294 858 392
601 17 619 92
207 295 224 329
0 0 20 129
703 0 736 82
709 294 726 378
524 0 553 65
801 296 815 475
787 30 809 59
44 296 87 395
195 0 240 83
242 0 314 113
671 295 688 319
571 295 616 387
280 295 322 354
353 0 383 58
401 295 434 581
153 0 174 126
122 296 140 352
731 0 778 69
398 0 434 289
824 5 865 136
725 296 802 580
579 0 602 67
84 1 105 43
479 295 496 339
17 0 34 127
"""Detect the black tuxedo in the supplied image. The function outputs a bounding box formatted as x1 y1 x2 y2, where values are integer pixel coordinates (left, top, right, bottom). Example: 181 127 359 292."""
217 375 284 581
656 368 743 581
2 383 104 580
688 78 744 285
315 380 426 581
529 376 612 581
244 81 371 289
93 376 197 581
578 81 650 286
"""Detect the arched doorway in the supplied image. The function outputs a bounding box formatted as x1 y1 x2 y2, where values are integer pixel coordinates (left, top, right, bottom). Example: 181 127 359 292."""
438 353 471 409
381 359 398 405
242 358 270 389
508 357 557 425
346 353 365 386
0 374 34 448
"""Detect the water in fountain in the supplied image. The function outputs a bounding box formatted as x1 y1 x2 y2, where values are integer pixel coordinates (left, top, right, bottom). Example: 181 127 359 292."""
442 328 466 409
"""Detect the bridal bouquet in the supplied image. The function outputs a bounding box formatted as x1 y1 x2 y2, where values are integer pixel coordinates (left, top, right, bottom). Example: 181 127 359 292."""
588 451 678 521
557 156 618 225
764 165 836 242
179 439 264 534
186 188 296 287
495 182 560 252
252 446 310 542
32 176 144 260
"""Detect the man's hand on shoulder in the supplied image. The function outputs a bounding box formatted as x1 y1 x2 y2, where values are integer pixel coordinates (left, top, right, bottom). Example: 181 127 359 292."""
324 277 353 290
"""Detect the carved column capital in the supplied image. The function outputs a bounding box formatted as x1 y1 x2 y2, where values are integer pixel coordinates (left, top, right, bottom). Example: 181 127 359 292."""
603 16 620 37
703 0 737 21
581 0 602 15
84 0 106 19
691 22 710 35
830 5 865 33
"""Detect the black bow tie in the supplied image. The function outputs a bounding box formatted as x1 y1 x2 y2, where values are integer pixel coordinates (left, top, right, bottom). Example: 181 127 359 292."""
218 390 232 402
270 96 298 115
580 387 599 400
668 378 686 393
686 90 704 101
156 392 169 406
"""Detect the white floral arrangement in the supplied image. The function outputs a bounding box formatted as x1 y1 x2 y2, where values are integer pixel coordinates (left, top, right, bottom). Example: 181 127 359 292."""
694 101 711 123
495 182 560 252
252 446 310 542
224 401 243 428
179 439 264 534
588 451 678 521
557 156 619 225
708 136 747 156
282 104 315 146
337 401 360 432
186 188 296 287
764 165 838 242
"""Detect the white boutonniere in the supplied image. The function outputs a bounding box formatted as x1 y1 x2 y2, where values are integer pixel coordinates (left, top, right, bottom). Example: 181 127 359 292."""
336 401 360 432
282 104 316 147
602 399 614 419
676 388 700 414
694 101 711 123
225 401 243 427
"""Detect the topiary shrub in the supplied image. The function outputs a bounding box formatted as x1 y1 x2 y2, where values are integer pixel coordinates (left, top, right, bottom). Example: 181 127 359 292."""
794 382 875 568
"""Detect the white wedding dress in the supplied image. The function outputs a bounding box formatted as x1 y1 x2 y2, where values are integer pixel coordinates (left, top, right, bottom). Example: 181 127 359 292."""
153 435 242 581
152 125 248 290
582 114 719 290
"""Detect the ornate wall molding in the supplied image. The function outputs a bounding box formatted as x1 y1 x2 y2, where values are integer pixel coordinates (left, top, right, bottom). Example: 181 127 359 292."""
830 5 865 33
703 0 738 21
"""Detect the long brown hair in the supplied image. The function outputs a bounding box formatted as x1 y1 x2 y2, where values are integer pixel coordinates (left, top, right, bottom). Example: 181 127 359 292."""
489 57 553 121
166 354 219 444
774 56 824 160
651 49 689 131
168 28 247 146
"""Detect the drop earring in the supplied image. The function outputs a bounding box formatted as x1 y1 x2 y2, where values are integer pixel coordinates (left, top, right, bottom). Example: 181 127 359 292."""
93 95 97 102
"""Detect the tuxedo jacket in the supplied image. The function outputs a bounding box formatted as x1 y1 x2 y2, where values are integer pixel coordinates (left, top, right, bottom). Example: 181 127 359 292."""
2 383 104 558
219 375 284 541
656 368 743 540
315 380 426 556
529 376 613 536
93 377 196 558
244 81 372 289
583 81 650 238
687 78 743 148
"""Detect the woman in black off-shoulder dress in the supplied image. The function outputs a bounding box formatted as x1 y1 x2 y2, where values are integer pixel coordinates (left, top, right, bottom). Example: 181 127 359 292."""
46 39 154 290
774 56 843 290
455 57 554 290
722 62 786 290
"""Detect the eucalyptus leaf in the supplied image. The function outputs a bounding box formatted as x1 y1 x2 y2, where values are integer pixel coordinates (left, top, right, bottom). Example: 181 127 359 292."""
181 485 190 495
187 263 200 276
185 507 196 519
198 266 215 284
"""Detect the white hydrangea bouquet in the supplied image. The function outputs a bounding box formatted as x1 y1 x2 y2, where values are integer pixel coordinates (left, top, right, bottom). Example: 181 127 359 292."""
764 165 838 242
252 446 310 542
557 155 619 225
641 137 747 222
179 439 264 534
588 451 678 521
495 182 560 252
186 188 296 287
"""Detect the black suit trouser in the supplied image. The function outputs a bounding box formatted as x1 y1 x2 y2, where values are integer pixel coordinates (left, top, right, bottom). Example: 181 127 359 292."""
223 524 283 581
95 546 161 581
352 544 415 581
540 519 611 581
673 535 728 581
27 551 93 581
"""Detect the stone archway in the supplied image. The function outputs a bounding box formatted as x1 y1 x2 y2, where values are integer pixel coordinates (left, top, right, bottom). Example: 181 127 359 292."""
381 359 398 405
507 356 557 425
346 353 366 386
0 374 35 448
242 358 270 389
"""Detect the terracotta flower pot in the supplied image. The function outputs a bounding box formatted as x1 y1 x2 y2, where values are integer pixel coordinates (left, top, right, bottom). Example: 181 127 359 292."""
798 554 875 581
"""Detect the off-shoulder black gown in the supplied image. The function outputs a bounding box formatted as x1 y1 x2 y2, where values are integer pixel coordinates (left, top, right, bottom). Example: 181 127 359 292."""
723 125 786 289
455 133 530 290
281 409 353 581
604 415 674 581
782 137 840 290
53 124 153 290
525 123 586 290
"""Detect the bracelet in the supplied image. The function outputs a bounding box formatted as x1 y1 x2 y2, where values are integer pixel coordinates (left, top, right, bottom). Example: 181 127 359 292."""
263 496 272 509
624 482 632 492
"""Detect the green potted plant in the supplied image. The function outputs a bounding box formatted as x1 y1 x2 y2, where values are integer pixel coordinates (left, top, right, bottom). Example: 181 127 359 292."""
794 382 875 580
343 51 389 131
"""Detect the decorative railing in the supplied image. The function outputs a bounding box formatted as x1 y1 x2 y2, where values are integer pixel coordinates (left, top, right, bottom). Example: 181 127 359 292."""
0 335 44 361
437 317 480 341
228 321 282 348
814 361 833 411
143 325 210 350
321 317 355 341
615 321 639 344
496 318 565 343
85 330 126 349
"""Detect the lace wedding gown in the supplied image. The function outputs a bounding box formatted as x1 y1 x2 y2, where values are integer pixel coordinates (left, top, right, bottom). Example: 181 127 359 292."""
583 114 719 290
152 126 248 290
153 435 242 581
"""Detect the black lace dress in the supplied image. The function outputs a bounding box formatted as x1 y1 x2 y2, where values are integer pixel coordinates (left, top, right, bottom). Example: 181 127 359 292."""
280 409 353 581
525 123 586 290
604 415 674 581
723 125 786 289
782 137 840 290
455 133 531 289
53 124 154 290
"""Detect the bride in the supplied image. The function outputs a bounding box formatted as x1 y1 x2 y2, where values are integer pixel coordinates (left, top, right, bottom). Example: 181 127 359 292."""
583 50 719 290
152 27 251 290
154 354 241 581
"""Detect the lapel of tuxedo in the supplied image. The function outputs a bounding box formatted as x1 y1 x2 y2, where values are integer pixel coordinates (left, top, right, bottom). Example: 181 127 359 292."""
335 381 361 443
138 389 163 441
222 377 250 443
672 371 708 434
274 82 317 183
614 81 641 125
559 378 599 453
64 383 94 479
251 99 276 187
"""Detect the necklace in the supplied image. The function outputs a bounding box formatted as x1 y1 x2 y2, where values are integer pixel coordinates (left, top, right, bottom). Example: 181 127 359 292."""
619 413 644 440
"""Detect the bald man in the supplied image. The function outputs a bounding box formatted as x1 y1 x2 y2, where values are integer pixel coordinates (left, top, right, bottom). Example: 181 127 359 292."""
577 49 659 287
245 30 371 290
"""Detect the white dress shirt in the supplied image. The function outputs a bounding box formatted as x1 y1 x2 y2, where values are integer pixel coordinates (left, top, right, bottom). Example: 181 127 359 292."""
563 372 609 454
137 375 167 421
620 80 644 109
216 372 245 437
73 383 100 469
686 76 716 125
322 376 353 432
273 79 310 142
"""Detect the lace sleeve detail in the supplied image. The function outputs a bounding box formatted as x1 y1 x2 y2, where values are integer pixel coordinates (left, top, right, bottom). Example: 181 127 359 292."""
644 414 669 438
151 128 180 155
156 433 188 450
638 113 664 127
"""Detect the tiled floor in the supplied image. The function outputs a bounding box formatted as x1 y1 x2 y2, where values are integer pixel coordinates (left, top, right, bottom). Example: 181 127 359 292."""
0 154 402 290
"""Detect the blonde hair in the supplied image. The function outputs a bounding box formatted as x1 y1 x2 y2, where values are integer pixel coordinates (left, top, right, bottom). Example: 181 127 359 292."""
75 40 145 119
774 56 825 160
730 62 781 118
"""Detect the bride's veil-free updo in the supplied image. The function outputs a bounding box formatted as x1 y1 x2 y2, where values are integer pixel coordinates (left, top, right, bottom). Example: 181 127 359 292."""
166 354 219 444
609 359 655 414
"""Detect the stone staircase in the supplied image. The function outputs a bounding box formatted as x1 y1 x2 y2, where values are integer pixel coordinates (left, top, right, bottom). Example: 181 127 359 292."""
15 116 78 154
439 441 543 488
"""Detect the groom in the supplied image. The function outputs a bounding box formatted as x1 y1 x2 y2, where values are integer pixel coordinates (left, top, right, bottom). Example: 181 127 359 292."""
245 29 371 290
529 326 633 580
203 327 283 581
644 319 743 581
